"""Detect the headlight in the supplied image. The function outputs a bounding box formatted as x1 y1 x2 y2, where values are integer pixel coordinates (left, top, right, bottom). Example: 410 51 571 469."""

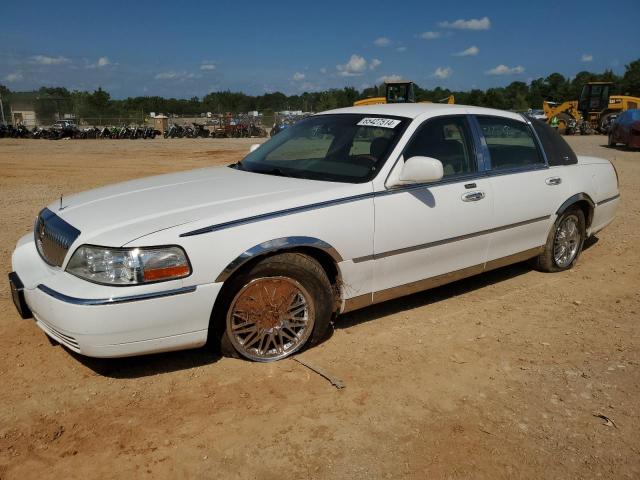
66 245 191 285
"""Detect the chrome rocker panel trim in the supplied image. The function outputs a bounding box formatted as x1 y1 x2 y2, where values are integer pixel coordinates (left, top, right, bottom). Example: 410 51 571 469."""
343 246 544 313
352 215 550 263
37 284 197 306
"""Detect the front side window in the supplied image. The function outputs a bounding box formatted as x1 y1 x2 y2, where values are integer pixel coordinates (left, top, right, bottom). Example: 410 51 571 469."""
239 114 409 183
403 116 476 177
477 116 544 170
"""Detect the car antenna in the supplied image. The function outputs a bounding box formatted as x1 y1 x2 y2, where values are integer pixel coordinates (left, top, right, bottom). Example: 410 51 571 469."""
59 194 63 210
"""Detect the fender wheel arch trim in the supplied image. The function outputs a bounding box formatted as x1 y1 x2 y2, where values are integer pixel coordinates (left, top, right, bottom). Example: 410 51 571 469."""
214 236 344 284
556 193 595 228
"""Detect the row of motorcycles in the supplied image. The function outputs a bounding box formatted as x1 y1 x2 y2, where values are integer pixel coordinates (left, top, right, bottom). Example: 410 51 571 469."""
0 124 161 140
164 123 212 138
164 122 267 138
1 122 269 140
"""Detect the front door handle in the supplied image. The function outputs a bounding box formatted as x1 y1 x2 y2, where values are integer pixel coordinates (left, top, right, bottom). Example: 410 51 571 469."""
546 177 562 186
462 191 485 202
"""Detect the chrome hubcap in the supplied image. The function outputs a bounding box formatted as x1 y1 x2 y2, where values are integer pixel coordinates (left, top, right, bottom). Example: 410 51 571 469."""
226 277 314 361
553 214 581 268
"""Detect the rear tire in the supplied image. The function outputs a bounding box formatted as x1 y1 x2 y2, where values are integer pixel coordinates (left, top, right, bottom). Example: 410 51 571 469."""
557 113 572 135
533 207 585 272
215 253 334 362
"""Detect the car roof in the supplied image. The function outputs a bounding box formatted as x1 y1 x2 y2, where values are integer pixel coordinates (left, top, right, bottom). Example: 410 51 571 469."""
319 103 524 121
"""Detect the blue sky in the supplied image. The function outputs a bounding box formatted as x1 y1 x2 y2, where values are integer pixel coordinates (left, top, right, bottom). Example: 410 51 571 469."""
1 0 639 98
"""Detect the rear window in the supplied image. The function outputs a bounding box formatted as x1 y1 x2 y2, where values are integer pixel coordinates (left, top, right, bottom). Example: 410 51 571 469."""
529 118 578 166
477 116 544 170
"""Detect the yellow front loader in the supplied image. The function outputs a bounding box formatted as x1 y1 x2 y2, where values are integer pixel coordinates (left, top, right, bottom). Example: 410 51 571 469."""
543 82 640 134
354 81 454 106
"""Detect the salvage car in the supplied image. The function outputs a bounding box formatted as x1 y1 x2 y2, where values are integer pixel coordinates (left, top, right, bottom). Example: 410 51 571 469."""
608 109 640 149
9 104 620 362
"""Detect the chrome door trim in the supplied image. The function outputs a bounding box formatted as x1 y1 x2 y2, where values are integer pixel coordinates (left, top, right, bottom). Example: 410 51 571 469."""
351 215 550 263
519 113 550 166
342 246 543 313
37 284 197 306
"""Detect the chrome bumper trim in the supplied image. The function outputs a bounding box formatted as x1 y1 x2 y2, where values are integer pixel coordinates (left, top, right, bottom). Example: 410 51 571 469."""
36 284 197 306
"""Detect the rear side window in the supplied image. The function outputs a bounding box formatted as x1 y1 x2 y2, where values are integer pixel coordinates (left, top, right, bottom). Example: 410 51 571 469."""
477 116 544 170
529 118 578 165
404 116 476 178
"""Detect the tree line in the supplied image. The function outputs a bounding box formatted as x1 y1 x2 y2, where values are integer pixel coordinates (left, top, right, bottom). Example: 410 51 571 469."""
1 59 638 124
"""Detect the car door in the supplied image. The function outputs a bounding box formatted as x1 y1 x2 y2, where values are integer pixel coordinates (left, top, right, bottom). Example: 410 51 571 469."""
475 115 569 263
371 115 493 300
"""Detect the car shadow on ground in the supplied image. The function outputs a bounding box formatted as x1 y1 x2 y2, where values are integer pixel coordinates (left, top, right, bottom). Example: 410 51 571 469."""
71 344 221 379
72 237 600 379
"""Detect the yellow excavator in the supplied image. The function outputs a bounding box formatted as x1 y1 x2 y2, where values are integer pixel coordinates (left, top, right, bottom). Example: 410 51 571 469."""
543 81 640 134
354 80 454 106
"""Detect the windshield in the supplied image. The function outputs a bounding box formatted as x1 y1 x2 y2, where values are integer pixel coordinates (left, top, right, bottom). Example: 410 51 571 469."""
237 113 409 183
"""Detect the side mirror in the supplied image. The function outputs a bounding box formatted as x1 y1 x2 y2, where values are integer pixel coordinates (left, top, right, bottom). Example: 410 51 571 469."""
249 143 261 153
390 156 443 186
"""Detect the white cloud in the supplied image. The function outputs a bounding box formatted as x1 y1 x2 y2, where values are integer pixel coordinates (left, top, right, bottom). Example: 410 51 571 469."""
438 16 491 30
292 72 306 81
297 81 321 92
454 46 479 57
581 54 593 62
86 56 114 69
369 58 382 70
396 46 407 52
373 37 391 47
4 72 23 82
30 55 71 65
319 67 327 74
200 62 216 70
432 67 453 79
378 74 403 83
420 31 441 40
155 71 197 81
485 64 525 75
336 54 368 77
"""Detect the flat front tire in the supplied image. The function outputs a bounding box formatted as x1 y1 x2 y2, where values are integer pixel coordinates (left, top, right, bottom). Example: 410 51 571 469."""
216 253 334 362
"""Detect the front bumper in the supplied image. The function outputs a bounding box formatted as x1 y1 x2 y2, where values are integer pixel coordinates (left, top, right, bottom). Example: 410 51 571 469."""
11 234 222 358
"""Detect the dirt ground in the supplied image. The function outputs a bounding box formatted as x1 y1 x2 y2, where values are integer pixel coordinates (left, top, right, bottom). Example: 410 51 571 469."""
0 136 638 479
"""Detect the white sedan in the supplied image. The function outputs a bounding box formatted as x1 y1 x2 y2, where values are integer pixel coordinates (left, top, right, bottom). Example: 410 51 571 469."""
10 104 620 362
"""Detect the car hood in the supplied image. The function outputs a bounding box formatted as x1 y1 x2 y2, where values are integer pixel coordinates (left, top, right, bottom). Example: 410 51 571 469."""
48 166 366 247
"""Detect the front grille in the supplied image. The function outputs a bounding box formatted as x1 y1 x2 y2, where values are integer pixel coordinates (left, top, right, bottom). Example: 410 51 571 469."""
34 208 81 267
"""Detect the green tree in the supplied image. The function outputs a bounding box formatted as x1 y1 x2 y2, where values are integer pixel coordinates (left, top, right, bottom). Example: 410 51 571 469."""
620 59 640 96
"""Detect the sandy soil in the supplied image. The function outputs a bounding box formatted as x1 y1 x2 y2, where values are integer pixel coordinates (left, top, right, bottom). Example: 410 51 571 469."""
0 136 639 479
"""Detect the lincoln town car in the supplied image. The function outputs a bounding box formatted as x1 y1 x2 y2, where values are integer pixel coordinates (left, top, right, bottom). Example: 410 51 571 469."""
9 104 620 361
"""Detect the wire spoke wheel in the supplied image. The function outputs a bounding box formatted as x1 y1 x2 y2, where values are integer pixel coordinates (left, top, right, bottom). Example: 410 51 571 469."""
226 276 315 361
553 214 581 268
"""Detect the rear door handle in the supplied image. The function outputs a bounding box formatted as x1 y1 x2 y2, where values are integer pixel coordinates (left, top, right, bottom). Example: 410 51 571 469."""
462 191 485 202
546 177 562 186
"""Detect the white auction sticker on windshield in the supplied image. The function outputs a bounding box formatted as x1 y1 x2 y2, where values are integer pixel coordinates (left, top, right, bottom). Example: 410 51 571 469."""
357 117 401 128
